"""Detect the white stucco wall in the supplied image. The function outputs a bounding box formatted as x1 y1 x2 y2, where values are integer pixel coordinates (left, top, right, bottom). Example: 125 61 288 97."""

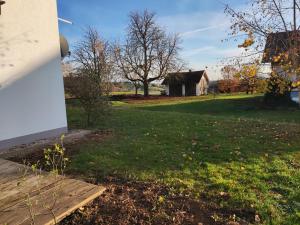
198 75 209 95
0 0 67 146
196 83 200 96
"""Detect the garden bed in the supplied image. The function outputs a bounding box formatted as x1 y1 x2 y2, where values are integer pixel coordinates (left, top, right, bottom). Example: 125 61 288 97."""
60 178 252 225
6 131 252 225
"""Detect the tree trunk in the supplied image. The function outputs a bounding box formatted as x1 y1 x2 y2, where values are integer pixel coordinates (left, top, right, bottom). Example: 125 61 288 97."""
87 111 91 126
246 83 250 94
135 85 138 96
143 81 149 97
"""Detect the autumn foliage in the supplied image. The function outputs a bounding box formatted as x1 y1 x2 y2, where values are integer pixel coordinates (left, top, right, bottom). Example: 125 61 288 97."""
234 64 259 94
218 64 266 94
218 79 243 93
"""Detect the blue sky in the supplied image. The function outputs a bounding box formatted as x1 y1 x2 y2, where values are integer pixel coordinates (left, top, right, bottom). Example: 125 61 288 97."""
57 0 247 80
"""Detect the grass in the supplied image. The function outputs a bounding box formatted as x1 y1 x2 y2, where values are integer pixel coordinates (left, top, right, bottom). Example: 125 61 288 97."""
66 94 300 225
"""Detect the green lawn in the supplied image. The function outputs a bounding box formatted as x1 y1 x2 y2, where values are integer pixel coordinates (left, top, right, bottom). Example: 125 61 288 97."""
67 94 300 225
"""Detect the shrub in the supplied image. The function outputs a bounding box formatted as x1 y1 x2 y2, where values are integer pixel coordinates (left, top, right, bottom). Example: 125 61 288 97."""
263 72 296 107
66 27 114 126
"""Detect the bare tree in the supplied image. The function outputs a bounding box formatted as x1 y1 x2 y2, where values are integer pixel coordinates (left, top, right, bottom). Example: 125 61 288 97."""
66 27 113 125
114 10 183 96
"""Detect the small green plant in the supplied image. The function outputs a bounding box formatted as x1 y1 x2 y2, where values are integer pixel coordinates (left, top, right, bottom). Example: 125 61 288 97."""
18 136 69 225
44 135 69 176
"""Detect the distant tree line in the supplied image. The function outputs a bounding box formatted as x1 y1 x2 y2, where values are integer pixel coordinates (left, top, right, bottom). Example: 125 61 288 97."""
217 65 267 94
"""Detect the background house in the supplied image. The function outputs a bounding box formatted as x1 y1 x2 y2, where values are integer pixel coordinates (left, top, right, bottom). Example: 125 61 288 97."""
262 31 300 103
162 70 209 96
0 0 67 150
262 31 300 77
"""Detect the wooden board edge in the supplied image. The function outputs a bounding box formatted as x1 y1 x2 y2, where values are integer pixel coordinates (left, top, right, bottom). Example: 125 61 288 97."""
45 186 106 225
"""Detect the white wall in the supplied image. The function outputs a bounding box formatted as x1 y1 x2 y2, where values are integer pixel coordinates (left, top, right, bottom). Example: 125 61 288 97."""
198 75 209 95
196 83 200 96
0 0 67 146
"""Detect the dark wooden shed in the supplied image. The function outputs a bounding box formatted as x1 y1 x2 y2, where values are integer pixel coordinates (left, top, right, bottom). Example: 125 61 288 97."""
162 70 209 96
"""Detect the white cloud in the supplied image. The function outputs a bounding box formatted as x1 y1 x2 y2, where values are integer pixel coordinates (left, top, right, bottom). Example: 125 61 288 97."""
179 23 229 38
156 10 255 81
182 46 215 56
212 47 245 58
182 47 248 80
158 11 229 34
183 46 244 58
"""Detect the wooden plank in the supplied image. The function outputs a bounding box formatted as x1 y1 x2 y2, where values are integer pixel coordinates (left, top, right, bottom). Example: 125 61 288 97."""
28 182 105 225
0 175 64 210
0 162 22 177
1 180 105 225
0 159 105 225
1 179 99 224
0 160 26 183
0 160 14 170
0 159 24 171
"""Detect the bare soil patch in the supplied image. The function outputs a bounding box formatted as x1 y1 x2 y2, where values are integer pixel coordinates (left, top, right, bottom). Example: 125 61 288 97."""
60 177 252 225
111 94 199 104
5 130 112 165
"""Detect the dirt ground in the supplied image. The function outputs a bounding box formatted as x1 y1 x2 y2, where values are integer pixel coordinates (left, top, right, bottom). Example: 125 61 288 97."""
60 178 249 225
111 94 191 104
5 131 253 225
111 94 169 101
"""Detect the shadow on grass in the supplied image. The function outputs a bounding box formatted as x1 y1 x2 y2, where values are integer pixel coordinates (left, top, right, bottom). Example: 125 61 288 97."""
66 96 300 174
65 96 300 224
68 102 300 175
141 96 300 123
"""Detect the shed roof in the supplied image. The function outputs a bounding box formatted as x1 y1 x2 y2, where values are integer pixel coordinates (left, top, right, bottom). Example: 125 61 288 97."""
162 70 208 85
262 31 300 63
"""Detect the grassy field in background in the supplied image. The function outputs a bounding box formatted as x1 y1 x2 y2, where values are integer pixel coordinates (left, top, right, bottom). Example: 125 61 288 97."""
67 94 300 224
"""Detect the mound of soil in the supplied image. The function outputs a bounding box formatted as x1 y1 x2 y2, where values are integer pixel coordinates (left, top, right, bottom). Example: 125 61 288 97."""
60 178 249 225
111 94 167 101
